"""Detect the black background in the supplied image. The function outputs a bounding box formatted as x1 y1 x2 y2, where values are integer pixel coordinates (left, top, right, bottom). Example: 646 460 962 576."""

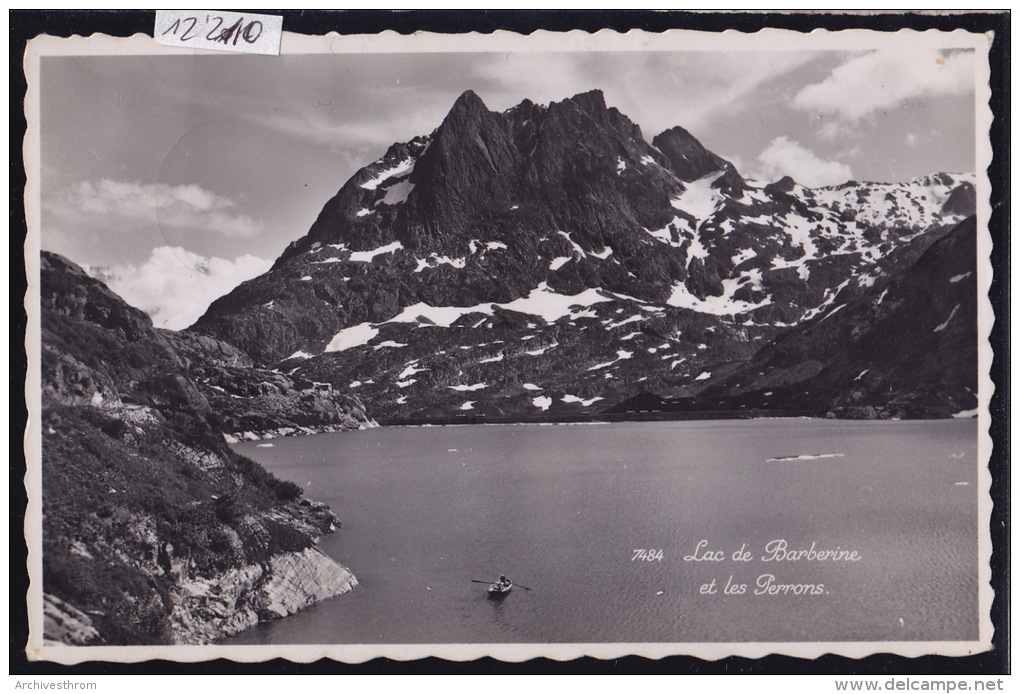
9 9 1010 676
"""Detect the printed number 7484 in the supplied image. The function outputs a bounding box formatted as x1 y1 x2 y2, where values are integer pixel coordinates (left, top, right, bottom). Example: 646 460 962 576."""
632 549 664 562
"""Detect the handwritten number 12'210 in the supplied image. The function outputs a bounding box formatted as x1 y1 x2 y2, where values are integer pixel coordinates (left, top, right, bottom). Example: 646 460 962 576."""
162 16 264 46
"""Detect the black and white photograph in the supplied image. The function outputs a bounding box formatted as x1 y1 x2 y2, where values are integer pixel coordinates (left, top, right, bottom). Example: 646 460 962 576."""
22 23 998 665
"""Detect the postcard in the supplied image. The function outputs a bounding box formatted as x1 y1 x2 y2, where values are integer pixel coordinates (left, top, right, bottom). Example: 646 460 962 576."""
22 24 997 664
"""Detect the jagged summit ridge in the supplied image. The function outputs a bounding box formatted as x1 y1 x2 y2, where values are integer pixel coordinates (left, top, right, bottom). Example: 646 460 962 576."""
191 89 976 420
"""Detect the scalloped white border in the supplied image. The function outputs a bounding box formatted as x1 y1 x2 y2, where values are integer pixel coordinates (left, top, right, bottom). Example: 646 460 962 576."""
22 26 996 665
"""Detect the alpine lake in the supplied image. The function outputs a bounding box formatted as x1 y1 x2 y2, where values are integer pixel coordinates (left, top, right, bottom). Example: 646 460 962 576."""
223 418 980 645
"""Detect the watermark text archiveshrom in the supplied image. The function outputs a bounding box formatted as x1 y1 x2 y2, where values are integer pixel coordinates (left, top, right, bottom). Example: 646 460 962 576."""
14 682 97 690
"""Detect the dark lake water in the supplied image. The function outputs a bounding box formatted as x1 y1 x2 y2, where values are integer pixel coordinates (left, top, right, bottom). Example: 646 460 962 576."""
225 419 979 644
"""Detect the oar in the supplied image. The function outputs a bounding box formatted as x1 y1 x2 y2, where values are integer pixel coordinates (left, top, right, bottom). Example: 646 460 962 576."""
471 578 534 591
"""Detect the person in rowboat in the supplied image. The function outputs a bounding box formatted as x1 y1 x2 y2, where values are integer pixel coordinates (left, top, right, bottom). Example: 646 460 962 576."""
497 575 511 589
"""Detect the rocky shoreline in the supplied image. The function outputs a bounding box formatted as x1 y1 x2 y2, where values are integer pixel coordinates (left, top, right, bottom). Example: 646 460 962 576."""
222 419 377 445
44 547 357 646
168 546 357 645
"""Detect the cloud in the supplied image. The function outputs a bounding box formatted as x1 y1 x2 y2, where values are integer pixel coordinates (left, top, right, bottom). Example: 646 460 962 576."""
753 137 854 188
469 51 818 135
59 179 263 238
792 49 973 122
816 120 859 141
88 246 272 330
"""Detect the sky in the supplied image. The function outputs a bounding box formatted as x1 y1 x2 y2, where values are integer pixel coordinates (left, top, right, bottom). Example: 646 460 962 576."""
37 46 978 329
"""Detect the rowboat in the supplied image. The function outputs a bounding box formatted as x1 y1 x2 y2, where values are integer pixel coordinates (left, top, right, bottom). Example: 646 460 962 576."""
473 576 527 595
488 581 512 596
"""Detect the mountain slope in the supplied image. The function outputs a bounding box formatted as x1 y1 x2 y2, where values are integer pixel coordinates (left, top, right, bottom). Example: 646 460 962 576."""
190 90 975 419
610 216 979 419
39 252 368 644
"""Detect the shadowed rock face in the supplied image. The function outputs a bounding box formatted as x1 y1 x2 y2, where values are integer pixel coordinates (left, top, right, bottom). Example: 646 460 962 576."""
188 90 976 420
39 251 368 645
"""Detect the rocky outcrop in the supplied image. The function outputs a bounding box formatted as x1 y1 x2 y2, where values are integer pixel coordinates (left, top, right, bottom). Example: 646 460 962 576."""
259 548 358 619
43 594 101 646
39 252 364 645
167 548 357 644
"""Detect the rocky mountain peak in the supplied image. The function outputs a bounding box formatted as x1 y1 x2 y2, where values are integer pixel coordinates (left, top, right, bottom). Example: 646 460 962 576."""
652 126 742 188
940 180 976 217
442 89 491 125
542 89 641 139
564 89 608 113
764 175 798 193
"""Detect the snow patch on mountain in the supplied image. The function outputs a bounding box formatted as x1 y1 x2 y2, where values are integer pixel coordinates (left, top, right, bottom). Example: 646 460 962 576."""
350 241 403 263
731 248 757 266
414 254 467 272
468 240 509 254
361 158 414 190
934 304 960 333
397 362 428 379
645 220 684 248
449 383 486 392
525 342 558 356
605 314 643 330
557 231 587 257
770 254 811 281
801 277 854 321
587 349 634 371
779 214 819 263
325 323 379 352
562 394 604 406
671 171 725 227
388 302 482 327
500 283 613 322
379 179 414 206
667 279 771 315
817 303 846 323
680 228 711 269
